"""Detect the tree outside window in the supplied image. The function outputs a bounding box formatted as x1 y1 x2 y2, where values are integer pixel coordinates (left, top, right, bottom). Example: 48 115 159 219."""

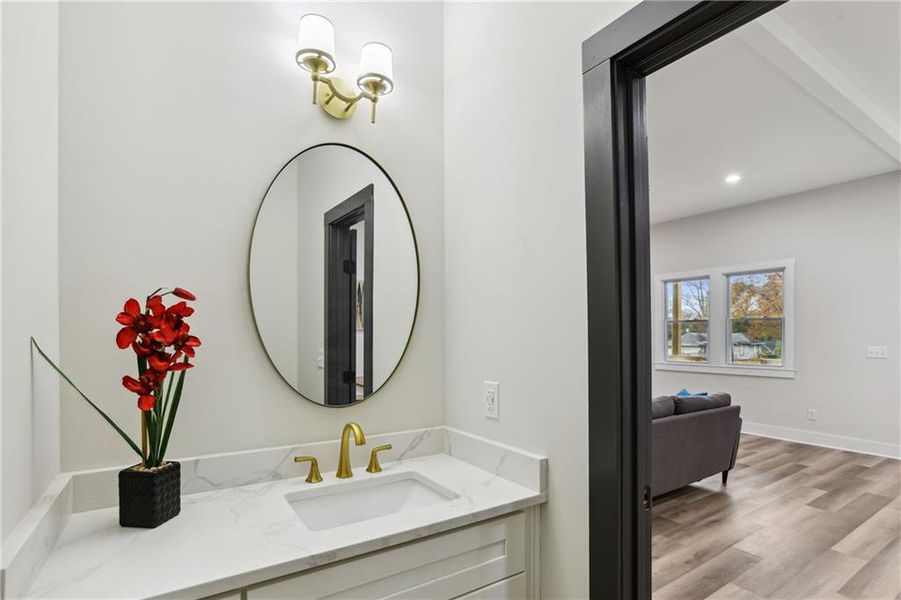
728 270 784 366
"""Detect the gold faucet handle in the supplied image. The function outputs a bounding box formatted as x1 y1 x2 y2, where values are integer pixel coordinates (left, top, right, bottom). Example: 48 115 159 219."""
294 456 323 483
366 444 393 473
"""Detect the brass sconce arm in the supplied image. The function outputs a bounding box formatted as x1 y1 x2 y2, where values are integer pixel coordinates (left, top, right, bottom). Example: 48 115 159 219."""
311 73 381 123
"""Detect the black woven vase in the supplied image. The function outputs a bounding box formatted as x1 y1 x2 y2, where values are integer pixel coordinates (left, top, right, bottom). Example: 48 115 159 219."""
118 461 181 528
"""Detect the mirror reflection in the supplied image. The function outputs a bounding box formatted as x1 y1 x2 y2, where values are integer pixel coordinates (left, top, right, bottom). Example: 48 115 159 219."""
249 145 418 406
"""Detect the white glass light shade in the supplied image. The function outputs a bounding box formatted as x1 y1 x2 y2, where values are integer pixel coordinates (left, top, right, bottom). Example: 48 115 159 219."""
357 42 394 95
296 14 336 73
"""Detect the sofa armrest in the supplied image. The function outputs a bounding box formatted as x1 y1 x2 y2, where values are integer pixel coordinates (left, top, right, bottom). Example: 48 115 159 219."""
652 405 742 497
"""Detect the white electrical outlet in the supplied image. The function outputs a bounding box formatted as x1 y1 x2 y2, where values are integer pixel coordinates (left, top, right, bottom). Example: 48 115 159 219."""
866 346 889 359
484 381 499 420
807 408 817 421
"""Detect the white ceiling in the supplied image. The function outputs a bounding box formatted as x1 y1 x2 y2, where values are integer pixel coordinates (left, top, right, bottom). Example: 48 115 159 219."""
647 1 901 225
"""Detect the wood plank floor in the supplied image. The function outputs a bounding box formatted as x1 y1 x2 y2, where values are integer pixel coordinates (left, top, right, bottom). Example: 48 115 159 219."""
653 434 900 600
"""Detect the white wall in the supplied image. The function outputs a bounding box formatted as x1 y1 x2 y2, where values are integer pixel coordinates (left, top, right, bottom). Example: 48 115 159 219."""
444 3 634 598
58 2 444 470
1 1 61 537
651 172 901 456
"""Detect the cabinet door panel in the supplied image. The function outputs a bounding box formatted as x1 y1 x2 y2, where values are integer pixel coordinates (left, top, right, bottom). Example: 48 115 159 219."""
246 513 525 600
455 573 526 599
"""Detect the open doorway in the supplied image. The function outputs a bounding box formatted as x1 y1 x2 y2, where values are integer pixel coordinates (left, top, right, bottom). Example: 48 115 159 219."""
645 3 900 598
582 2 900 598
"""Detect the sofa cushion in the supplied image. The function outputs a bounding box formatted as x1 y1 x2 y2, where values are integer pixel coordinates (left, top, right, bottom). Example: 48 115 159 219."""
673 392 731 414
651 395 676 419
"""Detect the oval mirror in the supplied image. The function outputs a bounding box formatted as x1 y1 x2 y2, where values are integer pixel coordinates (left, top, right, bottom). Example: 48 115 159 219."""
250 144 419 406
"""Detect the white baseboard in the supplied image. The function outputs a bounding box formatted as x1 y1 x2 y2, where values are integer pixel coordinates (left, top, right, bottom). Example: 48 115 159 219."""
742 421 900 459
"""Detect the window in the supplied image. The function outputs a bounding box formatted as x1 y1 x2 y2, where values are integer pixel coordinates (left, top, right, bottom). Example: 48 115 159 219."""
655 260 794 378
665 278 710 362
728 270 784 366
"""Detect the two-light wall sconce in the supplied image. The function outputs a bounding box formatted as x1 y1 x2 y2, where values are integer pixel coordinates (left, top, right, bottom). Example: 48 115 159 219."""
296 14 394 124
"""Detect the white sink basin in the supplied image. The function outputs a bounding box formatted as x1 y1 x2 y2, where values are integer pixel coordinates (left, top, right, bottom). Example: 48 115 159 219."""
285 471 460 531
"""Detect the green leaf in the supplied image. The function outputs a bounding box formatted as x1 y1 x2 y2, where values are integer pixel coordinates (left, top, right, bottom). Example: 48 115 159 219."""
156 372 176 459
158 359 188 462
154 376 163 421
144 409 157 467
159 370 175 426
149 386 164 467
31 337 143 460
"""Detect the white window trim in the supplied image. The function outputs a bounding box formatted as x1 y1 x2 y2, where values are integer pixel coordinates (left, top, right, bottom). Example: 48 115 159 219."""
654 259 795 379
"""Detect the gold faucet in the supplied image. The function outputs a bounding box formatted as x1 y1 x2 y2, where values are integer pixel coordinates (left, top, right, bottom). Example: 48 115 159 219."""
294 456 323 483
366 444 392 473
337 422 366 478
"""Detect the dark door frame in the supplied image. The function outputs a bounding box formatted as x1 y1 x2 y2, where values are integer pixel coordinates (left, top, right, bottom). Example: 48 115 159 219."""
582 2 785 597
324 184 374 405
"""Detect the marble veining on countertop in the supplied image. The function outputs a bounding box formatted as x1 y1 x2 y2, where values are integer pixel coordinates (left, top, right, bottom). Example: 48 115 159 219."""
24 453 545 600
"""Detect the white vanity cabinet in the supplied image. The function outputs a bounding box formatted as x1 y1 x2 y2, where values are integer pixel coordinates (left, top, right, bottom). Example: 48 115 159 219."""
14 434 546 600
239 511 534 600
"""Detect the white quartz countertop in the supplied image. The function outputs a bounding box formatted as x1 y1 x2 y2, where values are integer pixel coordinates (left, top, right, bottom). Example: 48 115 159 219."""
25 453 544 599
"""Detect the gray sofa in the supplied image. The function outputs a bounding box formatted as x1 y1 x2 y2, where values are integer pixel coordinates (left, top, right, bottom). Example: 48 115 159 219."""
652 393 742 497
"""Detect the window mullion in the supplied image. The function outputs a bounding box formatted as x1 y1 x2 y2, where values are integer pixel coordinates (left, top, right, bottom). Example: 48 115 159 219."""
708 270 726 366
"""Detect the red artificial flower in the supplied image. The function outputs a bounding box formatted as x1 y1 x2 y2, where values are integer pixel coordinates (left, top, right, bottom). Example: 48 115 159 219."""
131 339 153 358
143 368 167 387
147 351 173 372
150 319 180 345
173 287 196 301
146 302 192 347
117 286 199 415
122 375 151 395
115 298 160 349
146 295 165 318
138 395 155 411
171 323 201 359
116 327 137 350
122 369 166 395
116 298 141 326
167 301 194 317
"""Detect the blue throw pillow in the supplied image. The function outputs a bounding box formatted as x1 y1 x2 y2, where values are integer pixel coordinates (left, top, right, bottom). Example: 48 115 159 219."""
677 388 708 396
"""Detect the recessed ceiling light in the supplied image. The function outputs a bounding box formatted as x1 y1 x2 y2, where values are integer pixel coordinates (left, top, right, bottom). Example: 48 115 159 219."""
724 173 742 184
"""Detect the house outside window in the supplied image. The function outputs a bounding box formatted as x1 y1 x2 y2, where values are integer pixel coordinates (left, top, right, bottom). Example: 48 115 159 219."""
655 260 794 378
